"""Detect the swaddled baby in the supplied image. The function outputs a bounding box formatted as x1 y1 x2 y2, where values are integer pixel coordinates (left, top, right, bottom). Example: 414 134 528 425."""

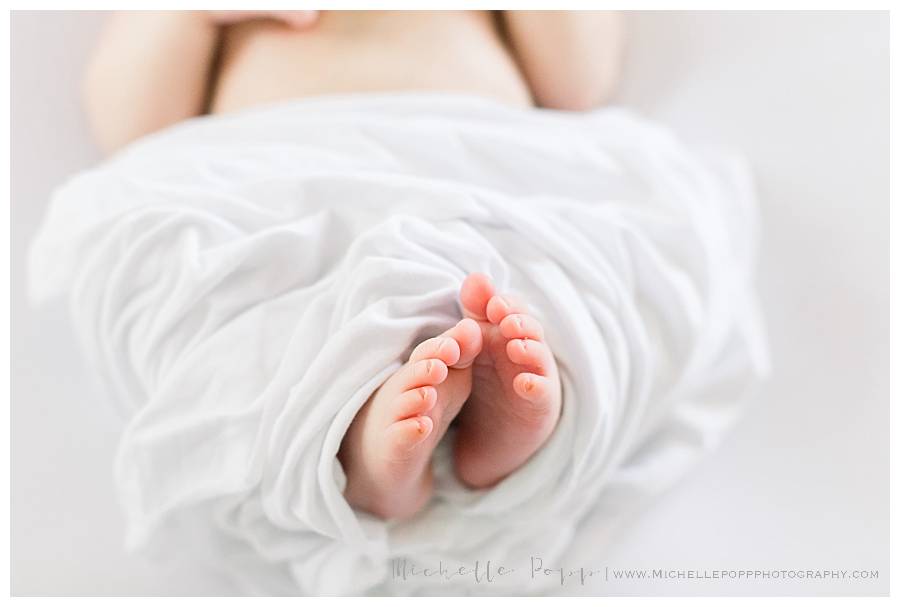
34 10 766 595
80 9 624 520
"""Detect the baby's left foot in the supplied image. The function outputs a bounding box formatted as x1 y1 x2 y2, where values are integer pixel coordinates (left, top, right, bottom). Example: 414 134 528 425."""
453 273 562 488
338 319 482 519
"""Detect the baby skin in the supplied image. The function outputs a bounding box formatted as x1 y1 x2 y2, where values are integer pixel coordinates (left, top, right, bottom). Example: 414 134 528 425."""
339 273 562 520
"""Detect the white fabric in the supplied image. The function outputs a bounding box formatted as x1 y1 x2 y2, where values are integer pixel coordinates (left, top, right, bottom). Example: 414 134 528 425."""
29 93 768 595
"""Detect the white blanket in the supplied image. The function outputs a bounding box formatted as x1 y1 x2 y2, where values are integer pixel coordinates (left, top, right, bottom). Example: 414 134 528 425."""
29 93 768 595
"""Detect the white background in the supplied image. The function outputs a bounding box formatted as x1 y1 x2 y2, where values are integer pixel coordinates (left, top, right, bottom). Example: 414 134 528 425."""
11 11 889 596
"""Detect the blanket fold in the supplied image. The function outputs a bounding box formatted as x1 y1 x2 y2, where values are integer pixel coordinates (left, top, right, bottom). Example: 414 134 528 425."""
30 93 767 595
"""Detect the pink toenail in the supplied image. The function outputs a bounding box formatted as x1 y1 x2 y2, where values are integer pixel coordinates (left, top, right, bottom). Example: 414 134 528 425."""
514 316 523 329
419 387 429 401
416 417 427 433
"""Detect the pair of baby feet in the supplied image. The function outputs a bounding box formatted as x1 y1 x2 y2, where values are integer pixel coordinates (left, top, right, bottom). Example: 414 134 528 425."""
338 273 562 520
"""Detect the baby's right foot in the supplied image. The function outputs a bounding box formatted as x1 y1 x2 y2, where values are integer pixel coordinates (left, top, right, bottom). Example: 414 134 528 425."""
338 319 482 520
453 273 562 489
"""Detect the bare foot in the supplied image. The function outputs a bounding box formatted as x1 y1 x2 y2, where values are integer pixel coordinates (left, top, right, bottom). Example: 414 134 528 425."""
339 318 482 519
453 273 562 489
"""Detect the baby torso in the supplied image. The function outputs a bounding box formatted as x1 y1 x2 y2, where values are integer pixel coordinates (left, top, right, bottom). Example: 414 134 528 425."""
209 10 533 114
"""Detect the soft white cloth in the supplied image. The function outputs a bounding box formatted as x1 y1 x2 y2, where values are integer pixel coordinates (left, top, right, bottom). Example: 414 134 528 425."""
29 93 768 595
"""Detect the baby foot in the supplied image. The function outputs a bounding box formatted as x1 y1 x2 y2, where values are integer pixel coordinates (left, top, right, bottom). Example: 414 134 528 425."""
453 273 562 489
339 318 482 519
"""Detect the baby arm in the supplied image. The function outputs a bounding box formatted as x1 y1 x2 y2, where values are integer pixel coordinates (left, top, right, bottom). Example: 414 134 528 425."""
82 11 219 154
502 11 625 110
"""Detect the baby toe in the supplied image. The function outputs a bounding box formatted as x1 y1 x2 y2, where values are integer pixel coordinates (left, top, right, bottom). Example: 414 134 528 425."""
460 272 495 321
445 318 483 368
394 386 437 419
498 313 545 341
506 338 552 372
485 295 512 324
384 416 433 460
409 335 461 367
512 372 551 403
402 358 449 389
486 293 528 325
